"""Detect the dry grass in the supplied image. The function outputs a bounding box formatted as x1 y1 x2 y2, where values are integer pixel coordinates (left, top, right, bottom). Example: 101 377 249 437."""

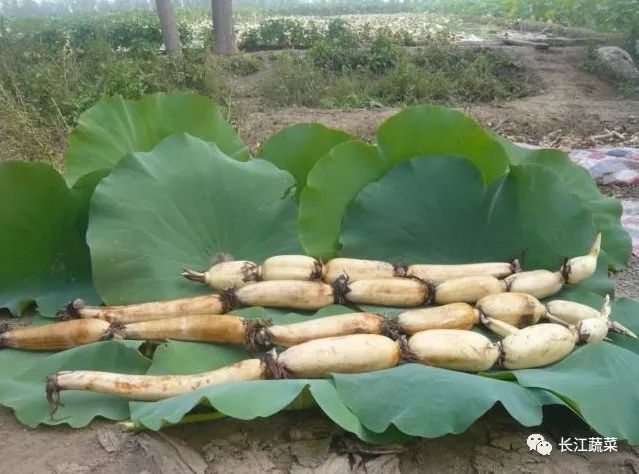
0 84 64 168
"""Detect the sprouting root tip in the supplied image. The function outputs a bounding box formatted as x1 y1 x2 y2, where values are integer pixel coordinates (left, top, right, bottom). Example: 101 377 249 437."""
181 268 207 284
243 318 273 354
600 295 611 319
56 299 85 320
611 321 638 340
598 294 637 339
331 274 351 305
46 374 61 416
262 348 290 380
590 233 602 257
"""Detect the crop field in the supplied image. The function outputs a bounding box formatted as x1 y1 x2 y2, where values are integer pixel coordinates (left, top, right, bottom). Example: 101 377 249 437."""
1 0 639 472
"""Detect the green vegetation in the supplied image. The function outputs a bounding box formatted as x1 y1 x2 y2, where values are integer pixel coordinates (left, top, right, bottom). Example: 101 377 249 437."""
3 10 200 51
0 94 636 442
0 0 637 446
264 0 638 47
260 30 534 108
240 18 322 50
430 0 638 38
0 12 259 163
0 14 536 164
0 0 634 164
239 16 426 53
240 18 535 108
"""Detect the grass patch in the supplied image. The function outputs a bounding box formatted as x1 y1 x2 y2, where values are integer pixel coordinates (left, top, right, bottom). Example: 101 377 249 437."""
259 35 537 108
0 18 535 164
0 86 62 166
0 35 258 162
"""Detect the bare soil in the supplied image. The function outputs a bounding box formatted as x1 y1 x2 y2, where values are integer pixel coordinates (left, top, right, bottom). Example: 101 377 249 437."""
1 37 639 473
2 405 639 474
235 45 639 152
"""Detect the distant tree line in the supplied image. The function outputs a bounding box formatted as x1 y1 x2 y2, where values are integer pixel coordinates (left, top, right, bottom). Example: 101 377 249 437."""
2 0 417 17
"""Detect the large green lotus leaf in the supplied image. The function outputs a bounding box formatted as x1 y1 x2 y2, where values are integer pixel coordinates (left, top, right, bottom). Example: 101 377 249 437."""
377 106 509 182
510 163 595 269
340 156 594 270
498 139 631 270
129 379 405 443
332 364 564 437
299 141 387 259
88 134 302 305
299 108 512 259
130 380 310 429
0 162 101 317
65 93 249 185
340 156 519 263
490 343 639 443
146 341 247 375
0 347 53 379
0 340 150 427
256 123 353 194
308 380 410 444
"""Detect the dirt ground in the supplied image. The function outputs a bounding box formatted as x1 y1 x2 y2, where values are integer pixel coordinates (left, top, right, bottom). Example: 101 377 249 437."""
2 404 639 474
1 40 639 473
235 44 639 152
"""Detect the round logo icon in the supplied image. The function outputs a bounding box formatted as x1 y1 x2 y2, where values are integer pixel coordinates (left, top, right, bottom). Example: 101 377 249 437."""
526 434 553 455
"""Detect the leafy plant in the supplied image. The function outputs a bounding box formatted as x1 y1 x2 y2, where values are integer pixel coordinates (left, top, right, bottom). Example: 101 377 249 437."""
265 34 535 108
217 54 261 76
64 92 249 185
0 95 637 446
240 18 322 51
339 157 594 270
0 340 150 427
257 123 353 192
0 163 100 316
496 140 631 270
310 37 367 74
0 93 248 316
369 32 403 74
88 134 302 305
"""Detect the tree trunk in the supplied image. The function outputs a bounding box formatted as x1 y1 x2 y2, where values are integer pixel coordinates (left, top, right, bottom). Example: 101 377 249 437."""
155 0 182 56
212 0 236 54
